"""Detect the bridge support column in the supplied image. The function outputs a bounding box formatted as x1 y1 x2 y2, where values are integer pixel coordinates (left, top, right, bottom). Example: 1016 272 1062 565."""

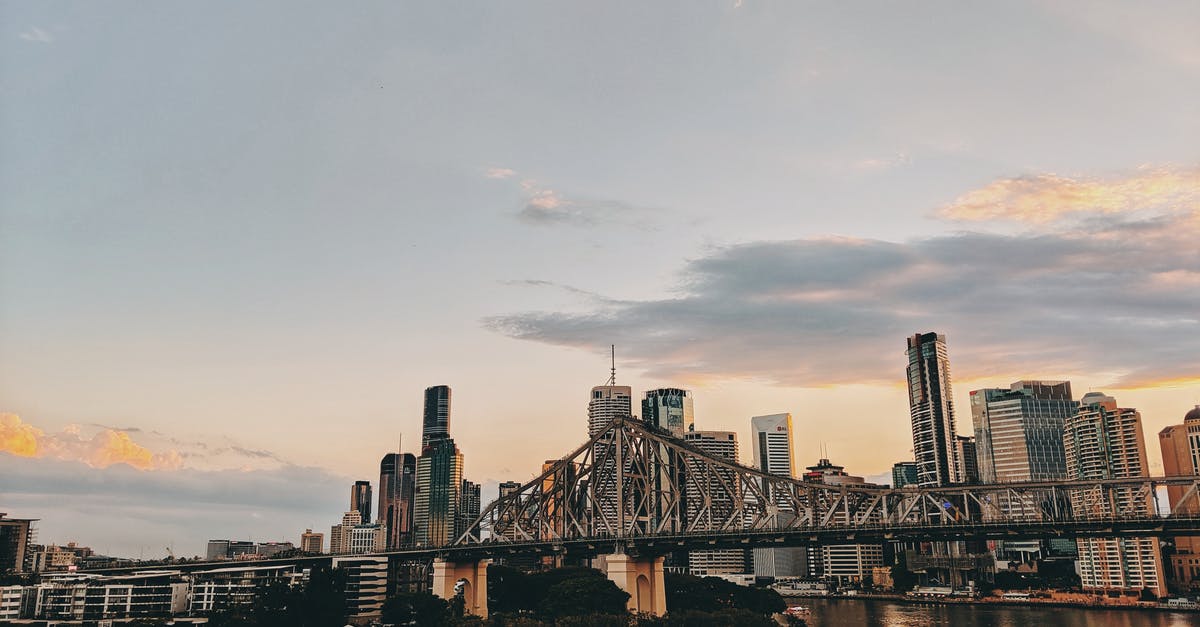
602 554 666 616
432 558 490 618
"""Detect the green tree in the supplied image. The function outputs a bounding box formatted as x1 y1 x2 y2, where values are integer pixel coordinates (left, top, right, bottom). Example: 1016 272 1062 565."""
890 562 917 593
488 563 532 614
663 572 784 616
659 608 778 627
536 575 630 618
382 591 451 626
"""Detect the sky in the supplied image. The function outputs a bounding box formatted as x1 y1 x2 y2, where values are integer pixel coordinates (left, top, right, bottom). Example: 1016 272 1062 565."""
1 1 1198 558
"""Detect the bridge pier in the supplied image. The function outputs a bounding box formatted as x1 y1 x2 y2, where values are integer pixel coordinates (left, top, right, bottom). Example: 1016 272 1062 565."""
602 554 666 616
431 558 490 618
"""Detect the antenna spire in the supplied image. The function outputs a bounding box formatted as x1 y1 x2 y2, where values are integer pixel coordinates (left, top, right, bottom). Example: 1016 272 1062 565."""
607 344 617 386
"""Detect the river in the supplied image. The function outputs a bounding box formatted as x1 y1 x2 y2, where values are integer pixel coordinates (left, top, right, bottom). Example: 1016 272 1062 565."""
795 598 1200 626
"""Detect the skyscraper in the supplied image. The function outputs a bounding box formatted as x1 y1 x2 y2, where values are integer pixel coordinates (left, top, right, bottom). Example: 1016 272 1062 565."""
379 452 417 549
684 430 750 576
351 481 372 524
642 388 694 438
1064 392 1165 598
970 380 1077 562
1158 406 1200 586
300 529 324 554
589 384 632 437
414 438 464 548
457 480 481 540
423 385 452 447
906 332 959 487
970 381 1075 484
750 413 806 579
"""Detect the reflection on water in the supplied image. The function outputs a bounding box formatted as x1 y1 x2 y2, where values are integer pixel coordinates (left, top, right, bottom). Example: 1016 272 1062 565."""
800 598 1200 627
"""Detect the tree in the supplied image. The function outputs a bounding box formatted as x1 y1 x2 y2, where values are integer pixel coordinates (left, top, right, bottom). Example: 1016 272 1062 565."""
658 608 778 627
536 575 630 618
488 563 532 614
381 591 451 626
890 562 917 593
663 572 784 616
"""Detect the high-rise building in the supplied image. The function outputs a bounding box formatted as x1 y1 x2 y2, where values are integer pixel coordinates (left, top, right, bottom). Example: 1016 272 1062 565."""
379 453 417 549
953 435 979 485
457 480 481 540
891 462 918 488
0 514 36 574
422 385 452 447
750 413 806 579
300 529 324 554
802 458 885 585
413 438 465 547
351 481 373 524
970 380 1077 562
642 388 694 438
1159 406 1200 586
589 384 632 437
329 511 362 554
906 332 959 487
970 381 1075 484
684 431 750 576
1065 392 1166 598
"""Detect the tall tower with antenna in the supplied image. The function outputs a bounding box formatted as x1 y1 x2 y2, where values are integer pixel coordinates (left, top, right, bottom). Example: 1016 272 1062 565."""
588 345 632 437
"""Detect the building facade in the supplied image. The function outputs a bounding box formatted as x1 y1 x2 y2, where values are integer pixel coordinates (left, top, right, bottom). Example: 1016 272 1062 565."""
300 529 324 554
1159 405 1200 587
1064 392 1166 598
0 514 36 574
413 438 465 547
953 435 979 484
642 388 694 438
750 413 807 579
802 458 885 585
906 332 959 487
891 462 918 488
422 385 452 447
683 430 750 576
589 384 633 437
351 480 373 524
379 452 417 549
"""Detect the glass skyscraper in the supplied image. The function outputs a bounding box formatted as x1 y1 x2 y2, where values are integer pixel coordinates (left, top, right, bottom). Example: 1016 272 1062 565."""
422 385 451 447
905 332 959 487
378 452 417 549
642 388 694 438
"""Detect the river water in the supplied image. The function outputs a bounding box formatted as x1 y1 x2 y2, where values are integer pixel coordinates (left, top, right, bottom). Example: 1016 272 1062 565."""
796 598 1200 626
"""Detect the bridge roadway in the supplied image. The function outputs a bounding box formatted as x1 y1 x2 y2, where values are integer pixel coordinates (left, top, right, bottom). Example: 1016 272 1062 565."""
84 513 1200 576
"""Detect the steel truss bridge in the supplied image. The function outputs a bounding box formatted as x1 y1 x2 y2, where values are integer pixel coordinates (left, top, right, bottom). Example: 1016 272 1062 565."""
442 417 1200 560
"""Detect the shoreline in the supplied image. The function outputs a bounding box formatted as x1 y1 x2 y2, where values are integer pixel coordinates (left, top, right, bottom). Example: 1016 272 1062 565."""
781 592 1200 613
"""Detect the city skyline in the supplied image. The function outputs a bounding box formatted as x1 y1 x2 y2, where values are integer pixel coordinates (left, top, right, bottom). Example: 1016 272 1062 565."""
2 1 1199 559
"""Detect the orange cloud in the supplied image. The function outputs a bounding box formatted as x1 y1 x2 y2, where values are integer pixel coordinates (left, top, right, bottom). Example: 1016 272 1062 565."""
0 414 42 457
0 414 182 471
939 166 1200 223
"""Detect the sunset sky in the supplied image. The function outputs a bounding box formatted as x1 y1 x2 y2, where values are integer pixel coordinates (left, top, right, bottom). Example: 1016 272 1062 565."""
2 1 1198 558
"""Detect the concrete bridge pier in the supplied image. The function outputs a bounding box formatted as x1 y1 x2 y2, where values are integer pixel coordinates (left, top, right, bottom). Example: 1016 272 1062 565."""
602 553 666 616
431 558 491 618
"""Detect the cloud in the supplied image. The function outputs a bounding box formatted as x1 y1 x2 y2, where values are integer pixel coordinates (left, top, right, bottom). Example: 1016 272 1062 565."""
484 167 516 179
517 184 655 227
18 26 54 43
1 414 182 470
938 166 1200 224
854 152 911 171
0 455 349 557
487 168 1200 389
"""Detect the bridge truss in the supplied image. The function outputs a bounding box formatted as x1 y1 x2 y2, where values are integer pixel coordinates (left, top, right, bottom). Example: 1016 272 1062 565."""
454 417 1200 553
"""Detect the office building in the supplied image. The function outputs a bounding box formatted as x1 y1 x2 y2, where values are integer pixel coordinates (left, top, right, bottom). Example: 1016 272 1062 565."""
970 380 1077 562
589 383 632 437
750 413 806 579
0 514 36 574
802 458 885 585
379 452 417 549
422 385 452 447
1065 392 1166 598
642 388 694 438
953 435 979 484
414 438 464 547
300 529 324 554
1159 405 1200 586
891 462 918 488
330 511 362 554
906 332 959 487
458 480 481 540
333 556 388 618
684 430 750 576
351 480 373 524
